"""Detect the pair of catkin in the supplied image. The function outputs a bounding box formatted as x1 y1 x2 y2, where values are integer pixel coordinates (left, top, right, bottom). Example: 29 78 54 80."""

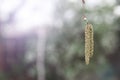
85 23 94 65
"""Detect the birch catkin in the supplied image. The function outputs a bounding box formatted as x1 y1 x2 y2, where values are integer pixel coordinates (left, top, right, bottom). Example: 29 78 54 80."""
85 23 94 65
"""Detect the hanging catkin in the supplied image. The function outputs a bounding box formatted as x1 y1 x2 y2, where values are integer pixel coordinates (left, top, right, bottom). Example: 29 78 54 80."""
85 23 94 65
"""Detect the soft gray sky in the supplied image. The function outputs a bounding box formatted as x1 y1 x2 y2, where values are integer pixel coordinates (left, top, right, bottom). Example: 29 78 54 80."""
0 0 119 37
0 0 57 36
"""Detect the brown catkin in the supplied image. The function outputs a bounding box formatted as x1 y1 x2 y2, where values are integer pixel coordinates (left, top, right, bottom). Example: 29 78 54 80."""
85 23 94 65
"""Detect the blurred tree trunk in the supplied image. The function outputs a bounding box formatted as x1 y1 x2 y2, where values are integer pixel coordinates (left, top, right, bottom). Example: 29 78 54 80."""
36 27 47 80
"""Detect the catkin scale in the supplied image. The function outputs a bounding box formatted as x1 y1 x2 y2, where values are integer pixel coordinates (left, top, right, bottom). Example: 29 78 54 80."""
85 23 94 65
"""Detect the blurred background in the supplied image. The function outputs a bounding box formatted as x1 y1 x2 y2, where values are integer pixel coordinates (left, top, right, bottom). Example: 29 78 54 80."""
0 0 120 80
